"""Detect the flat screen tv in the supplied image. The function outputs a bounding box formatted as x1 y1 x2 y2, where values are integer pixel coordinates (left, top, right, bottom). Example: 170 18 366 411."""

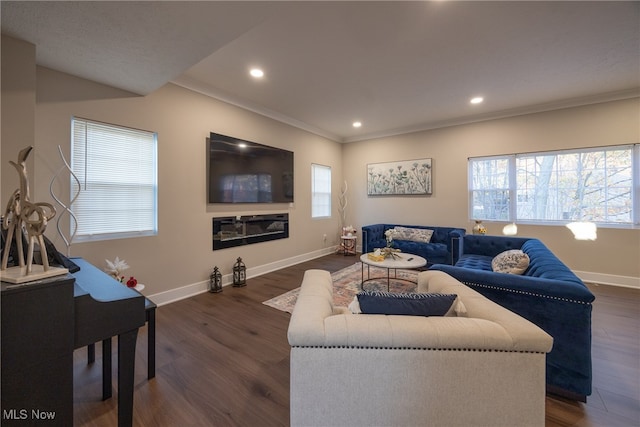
207 132 294 204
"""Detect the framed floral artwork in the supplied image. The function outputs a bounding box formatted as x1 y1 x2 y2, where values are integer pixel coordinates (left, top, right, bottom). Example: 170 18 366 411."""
367 158 432 196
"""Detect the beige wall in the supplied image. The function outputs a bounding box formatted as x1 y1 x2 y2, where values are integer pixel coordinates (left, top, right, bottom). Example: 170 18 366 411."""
343 98 640 283
3 36 343 298
3 35 638 297
35 71 343 297
1 36 36 204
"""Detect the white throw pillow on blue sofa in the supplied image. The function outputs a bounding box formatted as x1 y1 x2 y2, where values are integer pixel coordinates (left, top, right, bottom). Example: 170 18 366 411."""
393 226 434 243
492 249 530 274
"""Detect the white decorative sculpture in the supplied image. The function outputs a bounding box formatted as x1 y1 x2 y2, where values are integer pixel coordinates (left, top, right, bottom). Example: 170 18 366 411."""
1 146 68 283
50 145 80 256
338 180 348 229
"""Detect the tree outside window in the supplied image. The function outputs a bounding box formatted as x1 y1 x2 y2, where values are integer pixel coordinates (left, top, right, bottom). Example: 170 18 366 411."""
469 145 637 227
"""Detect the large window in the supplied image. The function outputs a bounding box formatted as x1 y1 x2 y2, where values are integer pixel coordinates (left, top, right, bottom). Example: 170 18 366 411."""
469 144 639 227
71 117 158 241
311 164 331 218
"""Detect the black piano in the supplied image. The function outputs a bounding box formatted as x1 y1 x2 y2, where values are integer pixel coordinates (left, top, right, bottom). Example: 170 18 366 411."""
1 258 145 426
72 258 146 426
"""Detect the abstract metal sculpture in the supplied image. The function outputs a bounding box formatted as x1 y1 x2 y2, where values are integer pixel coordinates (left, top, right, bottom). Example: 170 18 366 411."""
49 145 80 256
1 146 67 283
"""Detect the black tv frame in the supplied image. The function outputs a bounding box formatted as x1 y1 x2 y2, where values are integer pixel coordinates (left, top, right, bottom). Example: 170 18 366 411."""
207 132 294 204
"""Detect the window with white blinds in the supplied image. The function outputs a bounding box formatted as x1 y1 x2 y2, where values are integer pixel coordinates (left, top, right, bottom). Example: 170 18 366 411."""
311 163 331 218
71 117 157 241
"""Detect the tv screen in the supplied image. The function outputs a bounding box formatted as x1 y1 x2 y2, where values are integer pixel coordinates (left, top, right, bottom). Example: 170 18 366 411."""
207 132 294 204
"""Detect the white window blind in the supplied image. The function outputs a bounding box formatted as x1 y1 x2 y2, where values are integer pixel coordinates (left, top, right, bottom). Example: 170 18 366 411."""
311 164 331 218
71 117 157 241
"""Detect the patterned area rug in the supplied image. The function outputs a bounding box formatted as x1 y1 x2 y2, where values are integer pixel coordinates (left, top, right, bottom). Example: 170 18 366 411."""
262 262 419 313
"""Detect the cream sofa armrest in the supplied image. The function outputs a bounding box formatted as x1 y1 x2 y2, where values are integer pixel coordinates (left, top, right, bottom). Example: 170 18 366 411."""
417 270 430 293
287 269 333 346
333 306 351 315
419 270 554 352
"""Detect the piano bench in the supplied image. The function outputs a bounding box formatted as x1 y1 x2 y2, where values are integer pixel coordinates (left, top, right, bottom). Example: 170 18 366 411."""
87 296 156 398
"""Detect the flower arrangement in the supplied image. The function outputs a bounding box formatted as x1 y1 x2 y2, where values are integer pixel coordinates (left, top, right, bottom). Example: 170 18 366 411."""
105 257 139 288
473 220 487 235
373 247 401 260
384 228 396 247
105 257 129 283
373 229 401 259
342 225 356 237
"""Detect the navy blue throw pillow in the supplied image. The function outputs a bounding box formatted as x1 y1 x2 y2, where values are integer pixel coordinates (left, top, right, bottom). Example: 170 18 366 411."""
357 291 457 317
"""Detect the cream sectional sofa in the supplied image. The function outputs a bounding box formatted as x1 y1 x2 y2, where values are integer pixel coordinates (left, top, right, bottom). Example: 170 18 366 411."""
287 269 553 427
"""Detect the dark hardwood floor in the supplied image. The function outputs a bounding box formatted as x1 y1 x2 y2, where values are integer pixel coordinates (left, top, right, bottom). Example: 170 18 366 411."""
73 254 640 426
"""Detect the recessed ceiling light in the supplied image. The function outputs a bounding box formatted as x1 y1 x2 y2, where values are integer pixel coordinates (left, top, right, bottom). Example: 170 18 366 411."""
238 143 247 148
250 68 264 78
470 96 484 105
352 121 362 128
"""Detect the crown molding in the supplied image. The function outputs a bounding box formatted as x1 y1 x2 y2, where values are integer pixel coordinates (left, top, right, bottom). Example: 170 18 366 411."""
343 88 640 143
172 77 639 145
171 76 342 142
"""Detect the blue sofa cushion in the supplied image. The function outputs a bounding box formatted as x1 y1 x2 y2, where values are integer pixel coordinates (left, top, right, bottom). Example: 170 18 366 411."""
357 291 457 317
394 241 448 259
455 254 493 271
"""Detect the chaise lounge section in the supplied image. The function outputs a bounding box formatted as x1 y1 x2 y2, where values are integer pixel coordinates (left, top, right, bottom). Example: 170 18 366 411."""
429 234 595 401
288 268 553 427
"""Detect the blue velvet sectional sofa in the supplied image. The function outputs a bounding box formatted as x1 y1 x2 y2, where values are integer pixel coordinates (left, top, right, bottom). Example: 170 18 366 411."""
361 224 466 265
429 235 595 401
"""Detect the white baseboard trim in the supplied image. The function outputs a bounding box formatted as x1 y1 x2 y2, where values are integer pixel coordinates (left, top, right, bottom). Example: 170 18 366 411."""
148 246 339 306
147 250 638 305
575 270 640 290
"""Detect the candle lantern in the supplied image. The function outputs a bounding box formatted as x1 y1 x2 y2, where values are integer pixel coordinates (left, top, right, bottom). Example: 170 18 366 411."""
233 257 246 287
209 266 223 293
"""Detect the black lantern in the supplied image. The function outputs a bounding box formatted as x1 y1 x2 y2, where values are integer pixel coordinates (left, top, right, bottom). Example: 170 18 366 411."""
233 257 246 287
209 266 222 293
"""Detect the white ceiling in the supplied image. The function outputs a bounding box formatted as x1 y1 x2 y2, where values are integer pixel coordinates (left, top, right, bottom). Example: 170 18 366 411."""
2 1 639 142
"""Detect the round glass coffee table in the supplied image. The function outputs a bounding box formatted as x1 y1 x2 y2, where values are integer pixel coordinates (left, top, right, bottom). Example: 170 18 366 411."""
360 252 427 291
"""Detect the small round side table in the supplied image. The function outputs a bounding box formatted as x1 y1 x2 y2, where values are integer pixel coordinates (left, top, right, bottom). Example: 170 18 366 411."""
340 235 357 256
